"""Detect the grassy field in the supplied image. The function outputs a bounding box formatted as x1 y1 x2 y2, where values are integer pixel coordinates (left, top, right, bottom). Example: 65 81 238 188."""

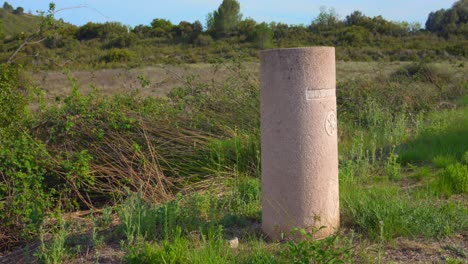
30 60 467 100
0 60 467 263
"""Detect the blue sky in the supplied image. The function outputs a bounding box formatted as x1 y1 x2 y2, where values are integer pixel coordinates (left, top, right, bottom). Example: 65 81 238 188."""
7 0 457 28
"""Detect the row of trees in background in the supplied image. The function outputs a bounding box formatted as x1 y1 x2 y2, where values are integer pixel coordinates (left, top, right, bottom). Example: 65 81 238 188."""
2 0 467 47
0 0 466 66
2 1 23 15
426 0 468 36
73 0 468 47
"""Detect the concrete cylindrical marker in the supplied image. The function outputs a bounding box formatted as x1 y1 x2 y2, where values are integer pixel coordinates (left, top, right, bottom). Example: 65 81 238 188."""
260 47 339 239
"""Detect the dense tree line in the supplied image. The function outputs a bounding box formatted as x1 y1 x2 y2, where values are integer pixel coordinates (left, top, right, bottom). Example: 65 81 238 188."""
72 0 465 46
0 0 466 66
426 0 467 36
2 0 467 48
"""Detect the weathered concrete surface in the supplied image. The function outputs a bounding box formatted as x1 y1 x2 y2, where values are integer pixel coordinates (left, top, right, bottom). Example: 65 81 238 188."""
260 47 339 240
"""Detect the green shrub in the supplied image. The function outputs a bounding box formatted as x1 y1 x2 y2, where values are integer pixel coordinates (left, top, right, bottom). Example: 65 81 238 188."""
282 228 353 264
0 130 52 241
0 64 27 127
385 148 401 181
194 34 213 46
431 163 468 196
100 48 134 63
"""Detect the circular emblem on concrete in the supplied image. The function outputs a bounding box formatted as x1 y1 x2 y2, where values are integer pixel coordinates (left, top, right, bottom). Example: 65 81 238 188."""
325 112 337 136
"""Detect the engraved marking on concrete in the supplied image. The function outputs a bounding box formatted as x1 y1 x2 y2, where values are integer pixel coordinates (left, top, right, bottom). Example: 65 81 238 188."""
325 112 337 136
306 89 335 100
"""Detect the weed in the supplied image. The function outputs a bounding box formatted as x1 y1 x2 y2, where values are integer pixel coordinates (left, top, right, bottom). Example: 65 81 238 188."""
91 226 104 263
36 220 69 264
282 227 353 264
385 146 401 181
94 207 113 229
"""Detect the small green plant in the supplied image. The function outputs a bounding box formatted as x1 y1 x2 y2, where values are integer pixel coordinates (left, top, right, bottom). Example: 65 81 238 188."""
377 221 385 264
445 258 465 264
137 75 150 89
385 146 401 181
91 226 104 263
94 207 113 229
282 228 353 264
36 220 69 264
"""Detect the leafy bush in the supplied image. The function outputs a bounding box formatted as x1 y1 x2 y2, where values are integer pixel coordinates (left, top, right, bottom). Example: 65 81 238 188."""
0 129 52 249
194 34 214 46
0 64 27 127
100 48 134 63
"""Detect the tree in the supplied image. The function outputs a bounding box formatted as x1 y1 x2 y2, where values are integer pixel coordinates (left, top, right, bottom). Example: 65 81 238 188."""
13 6 24 15
2 2 13 12
99 22 129 41
425 0 468 36
192 20 203 34
337 26 370 46
76 22 101 40
150 18 173 38
76 22 130 45
345 11 366 26
208 0 242 38
254 22 273 49
310 6 342 31
271 22 289 39
132 24 152 38
174 21 195 42
238 18 257 41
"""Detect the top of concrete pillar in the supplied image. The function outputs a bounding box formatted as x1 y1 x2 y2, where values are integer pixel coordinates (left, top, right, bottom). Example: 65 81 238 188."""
260 46 336 92
260 46 334 53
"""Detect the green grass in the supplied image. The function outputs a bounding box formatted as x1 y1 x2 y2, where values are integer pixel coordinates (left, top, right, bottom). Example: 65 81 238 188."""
0 58 466 262
430 163 468 197
399 106 468 165
341 181 467 241
120 186 354 264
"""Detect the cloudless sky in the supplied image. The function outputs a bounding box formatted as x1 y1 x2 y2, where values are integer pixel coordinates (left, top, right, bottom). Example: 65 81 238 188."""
7 0 457 28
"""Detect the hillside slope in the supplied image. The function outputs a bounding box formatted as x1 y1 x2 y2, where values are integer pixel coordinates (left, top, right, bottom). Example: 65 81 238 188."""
0 8 39 39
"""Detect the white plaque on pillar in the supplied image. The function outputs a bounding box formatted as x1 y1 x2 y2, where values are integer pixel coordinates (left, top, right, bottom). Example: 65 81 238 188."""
306 89 336 100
